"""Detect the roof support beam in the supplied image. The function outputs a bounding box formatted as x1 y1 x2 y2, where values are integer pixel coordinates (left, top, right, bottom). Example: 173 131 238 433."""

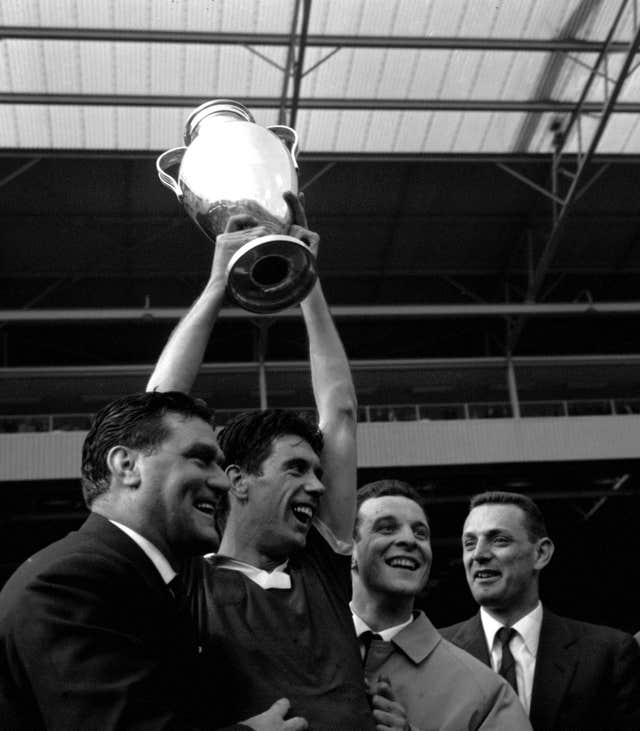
2 93 640 113
2 302 640 323
0 27 634 53
507 6 640 352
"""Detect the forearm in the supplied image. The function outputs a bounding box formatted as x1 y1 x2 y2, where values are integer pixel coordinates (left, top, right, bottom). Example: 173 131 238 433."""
147 278 225 393
300 281 357 426
301 280 357 539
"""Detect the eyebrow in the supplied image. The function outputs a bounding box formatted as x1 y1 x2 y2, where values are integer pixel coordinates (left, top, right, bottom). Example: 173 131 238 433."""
283 457 324 480
184 443 224 465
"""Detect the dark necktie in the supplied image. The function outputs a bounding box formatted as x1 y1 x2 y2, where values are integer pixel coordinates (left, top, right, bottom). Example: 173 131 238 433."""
360 630 382 663
496 626 518 693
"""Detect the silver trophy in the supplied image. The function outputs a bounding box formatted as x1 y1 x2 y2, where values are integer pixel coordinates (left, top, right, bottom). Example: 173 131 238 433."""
156 99 317 314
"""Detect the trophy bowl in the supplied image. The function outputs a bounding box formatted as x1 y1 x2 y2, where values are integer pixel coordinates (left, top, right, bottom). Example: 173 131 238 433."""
156 99 317 314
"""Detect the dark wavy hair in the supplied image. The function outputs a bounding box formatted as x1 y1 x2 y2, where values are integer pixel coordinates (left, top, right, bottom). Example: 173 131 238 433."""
81 391 214 507
469 491 549 541
217 408 323 474
354 479 430 539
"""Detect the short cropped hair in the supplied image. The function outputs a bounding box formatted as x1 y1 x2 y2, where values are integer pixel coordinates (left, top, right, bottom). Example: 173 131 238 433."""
217 408 323 475
469 491 549 541
355 479 430 539
81 391 214 507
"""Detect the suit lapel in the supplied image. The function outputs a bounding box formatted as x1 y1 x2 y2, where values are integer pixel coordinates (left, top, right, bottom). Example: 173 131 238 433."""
530 610 579 730
79 513 173 601
451 613 491 666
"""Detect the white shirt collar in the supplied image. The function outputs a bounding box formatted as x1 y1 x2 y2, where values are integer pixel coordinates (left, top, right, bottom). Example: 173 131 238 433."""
202 517 349 590
480 602 543 657
351 606 414 642
109 520 176 585
205 553 291 589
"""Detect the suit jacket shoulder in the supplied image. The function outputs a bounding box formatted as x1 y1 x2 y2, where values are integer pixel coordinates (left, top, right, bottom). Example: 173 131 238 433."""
531 609 640 731
0 513 246 730
438 613 491 666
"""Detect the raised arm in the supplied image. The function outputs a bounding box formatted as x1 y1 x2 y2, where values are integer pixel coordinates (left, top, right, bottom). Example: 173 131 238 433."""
288 194 358 543
147 217 278 393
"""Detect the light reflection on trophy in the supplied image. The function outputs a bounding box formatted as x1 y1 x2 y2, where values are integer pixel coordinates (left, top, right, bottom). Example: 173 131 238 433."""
156 99 317 314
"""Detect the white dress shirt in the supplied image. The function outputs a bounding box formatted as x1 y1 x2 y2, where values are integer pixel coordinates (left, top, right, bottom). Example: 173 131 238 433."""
109 519 176 585
480 602 543 715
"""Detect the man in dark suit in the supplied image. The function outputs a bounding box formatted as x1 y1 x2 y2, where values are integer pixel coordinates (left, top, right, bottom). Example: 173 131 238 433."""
0 391 307 731
439 491 640 731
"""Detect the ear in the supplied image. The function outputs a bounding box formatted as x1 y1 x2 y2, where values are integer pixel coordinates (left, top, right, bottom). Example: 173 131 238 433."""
225 464 249 502
533 537 554 571
106 445 141 488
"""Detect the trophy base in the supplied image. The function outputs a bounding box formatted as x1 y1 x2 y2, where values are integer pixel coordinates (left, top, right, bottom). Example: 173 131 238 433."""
225 234 318 314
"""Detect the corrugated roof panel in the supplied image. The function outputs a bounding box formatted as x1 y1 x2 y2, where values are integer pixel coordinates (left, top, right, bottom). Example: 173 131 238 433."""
42 41 82 92
402 50 457 98
83 106 118 148
114 43 150 94
13 105 52 147
183 44 223 96
479 112 526 152
491 0 538 37
451 112 500 152
244 46 288 96
521 0 586 39
79 43 115 93
617 112 640 153
392 111 435 152
359 110 404 151
217 0 292 34
5 40 46 91
0 0 41 24
0 105 18 148
148 107 190 150
112 0 150 28
425 111 468 151
581 0 635 42
596 113 640 153
314 1 370 34
421 0 468 36
495 51 552 100
74 0 113 27
49 106 85 147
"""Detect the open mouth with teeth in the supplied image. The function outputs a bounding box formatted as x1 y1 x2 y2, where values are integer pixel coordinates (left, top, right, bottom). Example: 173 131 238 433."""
386 557 420 571
291 505 314 525
474 570 501 581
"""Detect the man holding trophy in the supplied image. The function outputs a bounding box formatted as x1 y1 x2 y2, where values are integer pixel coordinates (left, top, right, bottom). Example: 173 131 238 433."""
149 101 376 729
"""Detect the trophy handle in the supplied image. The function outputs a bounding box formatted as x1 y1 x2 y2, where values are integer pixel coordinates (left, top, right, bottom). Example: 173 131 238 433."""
156 147 187 199
268 125 299 169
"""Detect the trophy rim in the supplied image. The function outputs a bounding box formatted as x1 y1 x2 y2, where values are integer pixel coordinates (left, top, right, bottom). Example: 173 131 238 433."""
184 99 255 145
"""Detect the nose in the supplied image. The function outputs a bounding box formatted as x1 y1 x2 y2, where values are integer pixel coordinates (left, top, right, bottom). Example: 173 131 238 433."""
395 523 417 546
470 538 491 562
206 466 230 493
304 473 326 496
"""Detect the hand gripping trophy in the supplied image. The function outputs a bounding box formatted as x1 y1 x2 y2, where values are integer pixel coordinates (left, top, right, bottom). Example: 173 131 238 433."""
156 99 318 314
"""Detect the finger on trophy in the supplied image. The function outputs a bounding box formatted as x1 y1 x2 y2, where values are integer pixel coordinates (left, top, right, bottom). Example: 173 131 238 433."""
283 190 308 229
224 213 260 233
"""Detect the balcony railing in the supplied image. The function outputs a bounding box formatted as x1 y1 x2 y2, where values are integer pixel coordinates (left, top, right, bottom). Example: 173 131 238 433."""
1 397 639 434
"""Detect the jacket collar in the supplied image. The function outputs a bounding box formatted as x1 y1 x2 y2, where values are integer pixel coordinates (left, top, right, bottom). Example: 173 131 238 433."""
390 611 442 664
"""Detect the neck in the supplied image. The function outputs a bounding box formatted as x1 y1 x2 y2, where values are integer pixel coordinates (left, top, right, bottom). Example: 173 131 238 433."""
217 523 286 571
91 504 178 570
351 581 414 632
482 596 540 627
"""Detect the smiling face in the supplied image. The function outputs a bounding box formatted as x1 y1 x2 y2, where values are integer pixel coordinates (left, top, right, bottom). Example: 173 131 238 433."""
231 434 325 565
353 495 432 600
134 413 229 564
462 503 552 622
